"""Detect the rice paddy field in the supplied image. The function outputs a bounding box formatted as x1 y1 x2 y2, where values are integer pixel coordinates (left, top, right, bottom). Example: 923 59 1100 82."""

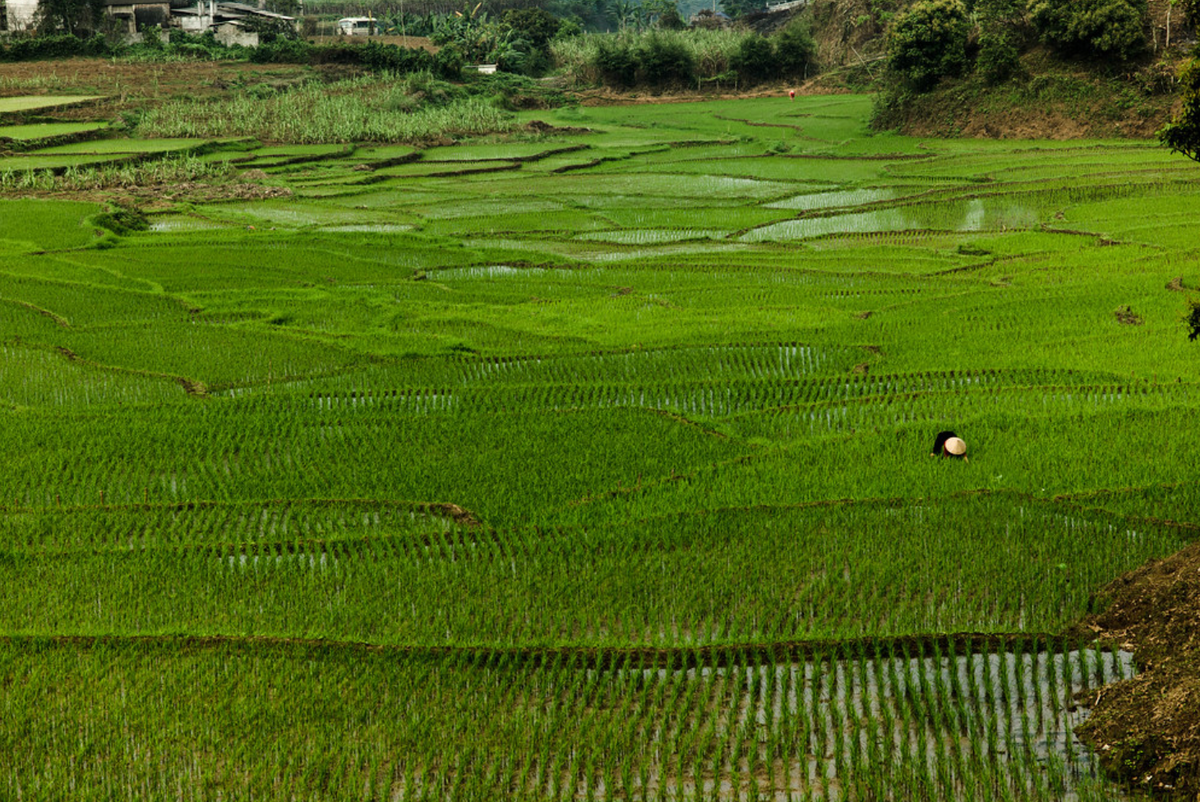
2 92 1199 800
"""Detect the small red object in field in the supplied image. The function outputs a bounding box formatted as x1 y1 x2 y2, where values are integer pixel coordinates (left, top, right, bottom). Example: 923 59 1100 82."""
789 90 795 100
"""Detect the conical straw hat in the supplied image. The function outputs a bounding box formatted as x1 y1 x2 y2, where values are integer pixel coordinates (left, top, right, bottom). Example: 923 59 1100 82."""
945 437 966 455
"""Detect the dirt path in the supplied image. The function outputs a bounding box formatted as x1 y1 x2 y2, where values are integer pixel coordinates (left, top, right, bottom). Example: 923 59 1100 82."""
1073 540 1200 798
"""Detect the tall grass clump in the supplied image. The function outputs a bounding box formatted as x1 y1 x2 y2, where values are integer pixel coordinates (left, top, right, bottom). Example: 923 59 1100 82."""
552 22 813 88
0 156 234 193
133 73 515 143
554 29 767 88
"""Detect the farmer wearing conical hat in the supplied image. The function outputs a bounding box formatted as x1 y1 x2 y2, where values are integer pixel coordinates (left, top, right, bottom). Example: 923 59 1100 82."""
930 430 967 459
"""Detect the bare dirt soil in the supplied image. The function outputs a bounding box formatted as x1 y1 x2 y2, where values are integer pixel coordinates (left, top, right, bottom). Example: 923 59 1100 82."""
1073 540 1200 798
0 60 328 116
308 34 439 53
890 99 1175 140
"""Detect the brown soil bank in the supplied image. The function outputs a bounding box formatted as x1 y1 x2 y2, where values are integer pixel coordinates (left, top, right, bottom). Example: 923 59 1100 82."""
871 47 1182 139
1074 540 1200 798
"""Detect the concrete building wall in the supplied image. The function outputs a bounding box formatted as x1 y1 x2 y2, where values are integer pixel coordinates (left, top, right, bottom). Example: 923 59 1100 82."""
4 0 40 30
214 23 255 46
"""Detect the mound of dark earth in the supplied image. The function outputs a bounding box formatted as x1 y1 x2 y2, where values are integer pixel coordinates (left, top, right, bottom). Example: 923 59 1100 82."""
1074 539 1200 798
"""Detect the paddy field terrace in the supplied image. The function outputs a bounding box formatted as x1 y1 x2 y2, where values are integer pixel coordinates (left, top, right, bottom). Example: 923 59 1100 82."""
0 86 1198 799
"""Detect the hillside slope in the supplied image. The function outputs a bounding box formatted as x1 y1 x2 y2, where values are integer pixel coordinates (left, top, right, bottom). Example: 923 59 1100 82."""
870 47 1183 138
764 0 1193 138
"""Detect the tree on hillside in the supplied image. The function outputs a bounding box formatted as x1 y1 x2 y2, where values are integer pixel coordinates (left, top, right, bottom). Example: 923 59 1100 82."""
643 0 684 30
241 15 300 42
1169 0 1200 35
544 0 616 32
886 0 970 92
730 33 777 83
774 16 815 76
974 0 1027 83
1166 53 1200 345
720 0 760 19
1160 55 1200 161
503 6 560 48
497 7 561 72
1027 0 1148 63
610 0 645 30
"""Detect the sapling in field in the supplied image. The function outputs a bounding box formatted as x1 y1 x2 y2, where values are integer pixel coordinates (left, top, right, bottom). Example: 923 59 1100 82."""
1186 296 1200 341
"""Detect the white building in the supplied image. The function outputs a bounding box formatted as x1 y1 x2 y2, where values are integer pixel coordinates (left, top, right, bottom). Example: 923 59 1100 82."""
173 0 295 44
0 0 291 42
2 0 41 31
336 17 375 35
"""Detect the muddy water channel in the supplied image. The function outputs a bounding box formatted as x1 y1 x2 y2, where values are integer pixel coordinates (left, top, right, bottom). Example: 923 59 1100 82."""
581 646 1135 801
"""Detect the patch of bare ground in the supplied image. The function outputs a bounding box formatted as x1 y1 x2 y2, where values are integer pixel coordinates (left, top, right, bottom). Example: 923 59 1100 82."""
525 119 590 135
1115 305 1145 326
307 35 439 53
1072 540 1200 798
0 59 342 116
123 178 291 208
886 94 1173 140
571 82 840 107
8 178 291 210
177 377 209 398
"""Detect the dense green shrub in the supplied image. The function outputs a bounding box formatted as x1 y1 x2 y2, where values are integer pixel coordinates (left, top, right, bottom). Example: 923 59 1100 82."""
589 32 699 87
247 38 313 63
655 6 686 30
0 33 111 60
432 45 464 80
973 0 1026 84
159 31 231 61
730 34 777 84
502 7 560 51
486 7 560 75
361 40 434 72
774 17 816 77
885 0 970 92
637 32 695 87
246 38 440 75
720 0 760 18
558 28 812 89
595 38 638 87
1159 54 1200 162
88 206 149 236
1028 0 1148 62
33 0 105 36
1183 0 1200 30
977 31 1021 84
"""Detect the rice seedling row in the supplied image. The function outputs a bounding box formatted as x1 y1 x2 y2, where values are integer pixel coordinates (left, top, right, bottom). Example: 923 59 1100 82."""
0 635 1139 801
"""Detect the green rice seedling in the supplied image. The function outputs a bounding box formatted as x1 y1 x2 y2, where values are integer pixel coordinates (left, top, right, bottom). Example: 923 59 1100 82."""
0 121 109 143
0 199 102 251
32 137 216 155
0 95 101 114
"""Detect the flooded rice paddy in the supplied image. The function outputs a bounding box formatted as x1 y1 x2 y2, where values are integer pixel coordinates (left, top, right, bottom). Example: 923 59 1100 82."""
565 647 1137 801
